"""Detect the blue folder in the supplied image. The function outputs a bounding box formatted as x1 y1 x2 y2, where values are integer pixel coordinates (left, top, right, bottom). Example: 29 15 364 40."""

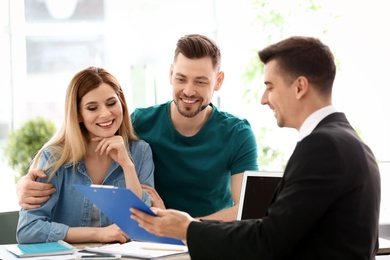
73 184 184 245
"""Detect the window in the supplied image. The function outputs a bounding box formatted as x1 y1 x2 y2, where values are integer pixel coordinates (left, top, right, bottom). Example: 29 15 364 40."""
1 0 388 218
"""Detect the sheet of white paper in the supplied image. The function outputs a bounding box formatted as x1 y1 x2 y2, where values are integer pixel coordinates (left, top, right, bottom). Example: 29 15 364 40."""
84 241 188 259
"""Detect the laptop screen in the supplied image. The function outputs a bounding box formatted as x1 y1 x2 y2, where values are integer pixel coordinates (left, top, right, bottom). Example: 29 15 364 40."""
236 171 283 220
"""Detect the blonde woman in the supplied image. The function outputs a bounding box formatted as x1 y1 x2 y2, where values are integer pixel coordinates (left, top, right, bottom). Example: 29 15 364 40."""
17 67 154 244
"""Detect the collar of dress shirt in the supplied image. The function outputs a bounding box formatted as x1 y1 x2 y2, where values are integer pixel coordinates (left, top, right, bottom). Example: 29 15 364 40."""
298 105 338 141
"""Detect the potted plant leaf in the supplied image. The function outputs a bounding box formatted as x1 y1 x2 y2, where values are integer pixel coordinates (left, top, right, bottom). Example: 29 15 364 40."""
3 117 56 182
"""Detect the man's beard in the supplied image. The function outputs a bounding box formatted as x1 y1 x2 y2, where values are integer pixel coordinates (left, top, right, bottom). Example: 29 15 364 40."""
173 100 209 118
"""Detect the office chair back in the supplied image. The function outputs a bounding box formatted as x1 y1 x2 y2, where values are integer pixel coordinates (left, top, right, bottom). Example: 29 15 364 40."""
0 210 19 244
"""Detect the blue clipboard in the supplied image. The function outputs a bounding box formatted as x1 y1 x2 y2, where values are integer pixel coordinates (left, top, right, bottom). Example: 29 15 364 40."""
73 184 184 245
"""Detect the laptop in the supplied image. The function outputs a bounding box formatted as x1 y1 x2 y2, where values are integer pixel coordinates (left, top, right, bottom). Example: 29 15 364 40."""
236 171 283 220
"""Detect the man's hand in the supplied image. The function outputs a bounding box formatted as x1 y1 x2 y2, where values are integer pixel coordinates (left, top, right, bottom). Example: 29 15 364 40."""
141 184 166 209
130 207 196 241
16 168 56 209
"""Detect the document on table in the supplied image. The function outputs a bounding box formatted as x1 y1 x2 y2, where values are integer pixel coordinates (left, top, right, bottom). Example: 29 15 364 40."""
84 241 188 259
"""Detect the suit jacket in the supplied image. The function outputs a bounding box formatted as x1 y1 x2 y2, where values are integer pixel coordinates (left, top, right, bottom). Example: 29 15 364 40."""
187 113 381 260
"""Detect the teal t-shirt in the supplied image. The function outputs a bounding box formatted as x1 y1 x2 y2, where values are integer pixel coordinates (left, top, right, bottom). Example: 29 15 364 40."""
131 101 258 217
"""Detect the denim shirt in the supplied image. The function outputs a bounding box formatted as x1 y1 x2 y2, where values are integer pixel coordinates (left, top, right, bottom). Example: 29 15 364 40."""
17 140 154 243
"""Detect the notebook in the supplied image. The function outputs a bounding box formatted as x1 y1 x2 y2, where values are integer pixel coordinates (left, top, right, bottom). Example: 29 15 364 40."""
4 240 75 258
236 171 283 220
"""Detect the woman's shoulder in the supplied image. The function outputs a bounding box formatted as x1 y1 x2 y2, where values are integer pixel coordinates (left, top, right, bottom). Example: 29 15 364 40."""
40 146 61 161
129 140 152 165
129 139 151 151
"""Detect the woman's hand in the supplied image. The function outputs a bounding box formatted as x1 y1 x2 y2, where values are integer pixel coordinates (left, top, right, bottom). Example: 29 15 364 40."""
66 224 130 244
92 136 133 167
98 224 130 243
92 136 142 198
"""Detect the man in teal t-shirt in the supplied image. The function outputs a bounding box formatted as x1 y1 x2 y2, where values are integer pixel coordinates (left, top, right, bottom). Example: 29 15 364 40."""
131 34 258 220
131 101 258 218
15 34 258 221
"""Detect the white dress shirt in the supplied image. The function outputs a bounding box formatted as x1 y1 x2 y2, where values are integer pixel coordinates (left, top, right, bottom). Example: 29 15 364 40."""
299 105 338 141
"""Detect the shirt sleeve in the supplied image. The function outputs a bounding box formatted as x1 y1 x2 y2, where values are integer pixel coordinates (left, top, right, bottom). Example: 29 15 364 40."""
131 140 155 207
230 119 259 175
16 151 69 243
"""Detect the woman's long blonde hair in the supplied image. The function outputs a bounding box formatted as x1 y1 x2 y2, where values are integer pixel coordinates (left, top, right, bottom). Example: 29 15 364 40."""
30 67 138 181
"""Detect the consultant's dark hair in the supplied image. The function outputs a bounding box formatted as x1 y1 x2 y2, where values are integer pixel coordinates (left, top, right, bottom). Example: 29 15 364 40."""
258 36 336 94
174 34 221 71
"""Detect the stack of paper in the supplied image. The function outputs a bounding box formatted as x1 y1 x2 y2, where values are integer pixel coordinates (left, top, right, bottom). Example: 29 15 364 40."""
84 241 188 259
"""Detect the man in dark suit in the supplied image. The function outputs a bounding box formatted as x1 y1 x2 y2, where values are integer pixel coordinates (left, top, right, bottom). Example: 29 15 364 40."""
131 36 381 259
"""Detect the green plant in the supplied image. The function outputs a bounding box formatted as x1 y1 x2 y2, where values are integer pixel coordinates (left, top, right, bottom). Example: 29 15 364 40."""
256 127 286 171
3 117 56 181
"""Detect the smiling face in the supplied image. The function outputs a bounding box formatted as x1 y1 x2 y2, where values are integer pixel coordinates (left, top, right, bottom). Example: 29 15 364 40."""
261 59 299 129
170 53 223 118
78 83 123 138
